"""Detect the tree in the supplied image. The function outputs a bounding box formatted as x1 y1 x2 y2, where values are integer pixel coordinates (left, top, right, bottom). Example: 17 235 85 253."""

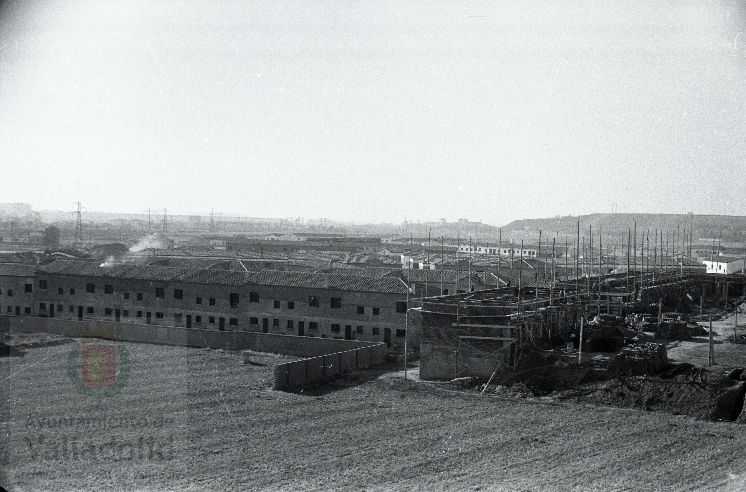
43 225 60 247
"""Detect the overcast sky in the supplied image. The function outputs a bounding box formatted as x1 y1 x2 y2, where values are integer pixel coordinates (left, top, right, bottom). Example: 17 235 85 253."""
1 1 744 225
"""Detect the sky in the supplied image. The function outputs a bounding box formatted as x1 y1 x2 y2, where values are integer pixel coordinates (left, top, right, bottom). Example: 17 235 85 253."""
1 0 745 225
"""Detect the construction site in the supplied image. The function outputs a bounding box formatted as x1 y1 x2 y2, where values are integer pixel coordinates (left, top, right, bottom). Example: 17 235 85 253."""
418 256 746 421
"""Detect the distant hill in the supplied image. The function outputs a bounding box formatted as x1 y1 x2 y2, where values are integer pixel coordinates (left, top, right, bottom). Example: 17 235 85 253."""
500 213 746 245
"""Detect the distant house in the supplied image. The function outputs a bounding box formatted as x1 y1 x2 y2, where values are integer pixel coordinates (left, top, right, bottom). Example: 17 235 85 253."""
703 256 746 275
457 243 538 258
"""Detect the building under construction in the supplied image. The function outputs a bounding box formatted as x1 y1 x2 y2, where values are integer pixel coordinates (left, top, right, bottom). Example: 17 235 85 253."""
418 269 746 380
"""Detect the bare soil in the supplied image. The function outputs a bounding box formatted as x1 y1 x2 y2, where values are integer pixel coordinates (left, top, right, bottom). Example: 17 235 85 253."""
3 334 746 490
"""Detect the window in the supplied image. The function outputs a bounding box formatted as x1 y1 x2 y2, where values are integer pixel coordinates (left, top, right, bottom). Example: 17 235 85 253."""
57 304 63 312
330 297 342 309
250 317 258 325
249 292 259 303
124 292 130 300
137 311 142 318
272 319 279 327
286 320 293 329
309 322 318 330
331 324 340 333
229 318 238 326
396 302 408 313
105 308 112 316
7 289 12 297
155 287 164 298
174 289 183 299
86 283 95 293
308 296 319 307
356 326 364 334
123 310 129 317
69 287 75 295
6 306 11 313
372 327 379 335
287 301 294 310
104 284 113 294
25 283 33 293
229 293 239 308
39 303 46 310
39 280 47 289
209 298 215 306
86 307 94 314
396 329 406 338
174 313 183 323
24 307 31 314
357 305 364 315
137 293 143 301
372 307 380 316
156 312 164 319
209 316 215 324
69 305 74 313
273 300 281 309
195 315 202 323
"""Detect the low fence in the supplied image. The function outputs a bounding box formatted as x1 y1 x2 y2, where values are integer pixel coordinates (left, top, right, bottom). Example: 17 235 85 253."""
273 342 387 390
0 315 381 359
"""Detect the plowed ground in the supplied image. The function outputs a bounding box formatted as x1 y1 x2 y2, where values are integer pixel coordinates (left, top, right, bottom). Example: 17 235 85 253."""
2 337 746 491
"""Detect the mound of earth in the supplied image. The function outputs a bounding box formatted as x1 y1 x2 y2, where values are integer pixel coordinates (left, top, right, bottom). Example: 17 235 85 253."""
555 364 746 421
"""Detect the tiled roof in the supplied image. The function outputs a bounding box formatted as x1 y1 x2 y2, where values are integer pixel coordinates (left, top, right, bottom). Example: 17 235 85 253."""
35 260 408 294
398 269 480 284
247 271 409 294
0 263 37 277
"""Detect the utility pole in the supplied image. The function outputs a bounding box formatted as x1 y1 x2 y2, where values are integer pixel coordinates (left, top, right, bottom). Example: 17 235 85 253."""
404 258 410 380
653 229 658 282
633 221 637 296
146 209 153 233
498 228 502 287
440 236 444 295
575 220 580 301
74 201 83 243
468 235 472 292
709 312 715 367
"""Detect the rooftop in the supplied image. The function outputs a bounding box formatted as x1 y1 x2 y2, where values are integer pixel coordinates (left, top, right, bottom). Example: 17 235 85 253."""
36 260 409 294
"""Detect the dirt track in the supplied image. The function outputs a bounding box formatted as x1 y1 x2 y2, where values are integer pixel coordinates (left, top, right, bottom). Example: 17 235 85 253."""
3 338 746 491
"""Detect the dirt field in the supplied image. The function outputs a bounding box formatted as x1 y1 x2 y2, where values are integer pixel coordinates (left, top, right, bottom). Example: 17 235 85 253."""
3 335 746 491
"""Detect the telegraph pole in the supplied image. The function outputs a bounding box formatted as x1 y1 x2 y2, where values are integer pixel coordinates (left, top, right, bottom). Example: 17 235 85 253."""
74 201 83 243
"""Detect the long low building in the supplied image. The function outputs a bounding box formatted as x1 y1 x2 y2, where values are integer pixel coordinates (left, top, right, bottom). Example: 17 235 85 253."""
0 260 414 351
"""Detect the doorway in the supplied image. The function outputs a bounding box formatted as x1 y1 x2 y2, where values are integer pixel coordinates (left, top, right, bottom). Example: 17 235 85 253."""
345 325 352 340
219 317 225 331
186 314 192 328
384 328 391 348
298 321 305 336
262 318 269 333
115 309 120 322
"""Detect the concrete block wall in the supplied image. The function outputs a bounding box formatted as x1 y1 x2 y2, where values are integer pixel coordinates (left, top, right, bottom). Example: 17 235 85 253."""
273 342 387 390
0 315 383 358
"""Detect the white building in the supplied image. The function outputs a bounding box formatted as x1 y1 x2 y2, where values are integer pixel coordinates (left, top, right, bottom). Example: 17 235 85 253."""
703 256 746 275
457 244 537 258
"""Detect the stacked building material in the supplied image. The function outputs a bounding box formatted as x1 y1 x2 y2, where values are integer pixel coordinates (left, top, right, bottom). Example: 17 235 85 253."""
607 342 668 376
